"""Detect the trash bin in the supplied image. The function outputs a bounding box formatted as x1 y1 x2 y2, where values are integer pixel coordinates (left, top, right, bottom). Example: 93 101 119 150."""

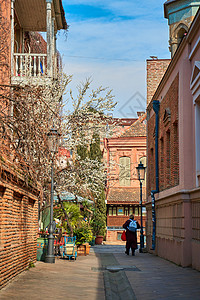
37 237 48 261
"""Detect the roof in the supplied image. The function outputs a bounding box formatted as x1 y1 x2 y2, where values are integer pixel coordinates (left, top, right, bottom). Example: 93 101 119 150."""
54 192 94 204
120 113 147 137
107 118 137 126
58 148 70 157
15 0 67 32
57 0 68 30
107 188 140 203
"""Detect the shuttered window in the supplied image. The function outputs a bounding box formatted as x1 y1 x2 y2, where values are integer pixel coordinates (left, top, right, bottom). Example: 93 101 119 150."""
119 156 131 186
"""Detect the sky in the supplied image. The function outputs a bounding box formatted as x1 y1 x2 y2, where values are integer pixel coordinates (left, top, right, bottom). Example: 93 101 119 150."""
57 0 170 118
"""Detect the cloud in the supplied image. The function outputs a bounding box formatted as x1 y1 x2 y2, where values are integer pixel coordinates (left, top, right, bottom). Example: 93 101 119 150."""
59 0 170 117
59 17 169 61
63 0 166 20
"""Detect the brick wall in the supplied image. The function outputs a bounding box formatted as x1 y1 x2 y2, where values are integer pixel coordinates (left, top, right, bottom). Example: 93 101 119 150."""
0 0 11 86
147 59 171 105
147 74 179 195
0 177 39 288
0 0 11 116
107 215 142 227
106 230 124 242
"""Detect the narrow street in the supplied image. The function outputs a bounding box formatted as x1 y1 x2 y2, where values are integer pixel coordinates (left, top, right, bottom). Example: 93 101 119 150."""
1 245 200 300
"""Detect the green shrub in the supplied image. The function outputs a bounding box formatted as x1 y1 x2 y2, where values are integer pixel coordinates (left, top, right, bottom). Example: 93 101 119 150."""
74 222 93 245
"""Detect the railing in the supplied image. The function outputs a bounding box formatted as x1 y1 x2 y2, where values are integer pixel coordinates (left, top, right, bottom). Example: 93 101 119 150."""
13 53 47 78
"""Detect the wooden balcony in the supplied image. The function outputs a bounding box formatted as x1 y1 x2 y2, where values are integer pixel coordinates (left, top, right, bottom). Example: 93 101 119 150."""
11 0 67 86
11 53 61 85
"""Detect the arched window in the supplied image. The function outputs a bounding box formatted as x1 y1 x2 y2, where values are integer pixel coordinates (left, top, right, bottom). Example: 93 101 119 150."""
119 156 131 186
177 27 187 44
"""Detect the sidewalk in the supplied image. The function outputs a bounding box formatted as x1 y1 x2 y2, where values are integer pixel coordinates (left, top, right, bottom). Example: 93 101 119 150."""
1 245 200 300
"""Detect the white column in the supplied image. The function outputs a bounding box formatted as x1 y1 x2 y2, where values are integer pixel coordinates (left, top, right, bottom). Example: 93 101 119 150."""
46 0 53 77
11 0 15 77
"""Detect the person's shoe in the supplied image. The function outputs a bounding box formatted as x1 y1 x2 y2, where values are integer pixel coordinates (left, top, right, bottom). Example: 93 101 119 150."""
125 251 129 255
132 252 135 256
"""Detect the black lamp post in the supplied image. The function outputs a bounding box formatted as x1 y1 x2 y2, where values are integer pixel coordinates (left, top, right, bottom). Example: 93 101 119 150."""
45 126 60 263
136 162 146 253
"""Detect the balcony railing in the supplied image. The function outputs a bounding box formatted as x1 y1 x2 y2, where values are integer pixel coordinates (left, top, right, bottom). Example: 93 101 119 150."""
13 53 47 78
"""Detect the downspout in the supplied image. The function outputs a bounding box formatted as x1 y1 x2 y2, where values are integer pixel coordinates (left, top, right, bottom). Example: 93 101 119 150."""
151 100 160 250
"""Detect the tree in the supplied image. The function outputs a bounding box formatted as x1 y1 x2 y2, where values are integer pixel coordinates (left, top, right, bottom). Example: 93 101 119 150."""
54 200 82 236
55 78 116 201
91 190 106 237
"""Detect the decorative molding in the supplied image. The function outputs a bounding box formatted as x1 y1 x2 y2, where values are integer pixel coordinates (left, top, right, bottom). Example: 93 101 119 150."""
163 108 171 126
189 36 200 61
190 61 200 104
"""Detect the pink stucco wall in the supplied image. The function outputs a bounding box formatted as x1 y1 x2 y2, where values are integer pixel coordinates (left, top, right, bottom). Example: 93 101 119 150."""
146 11 200 270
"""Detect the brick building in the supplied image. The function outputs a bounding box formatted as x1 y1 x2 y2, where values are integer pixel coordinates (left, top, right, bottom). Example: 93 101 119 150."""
146 59 171 106
0 0 67 288
146 2 200 270
104 114 146 242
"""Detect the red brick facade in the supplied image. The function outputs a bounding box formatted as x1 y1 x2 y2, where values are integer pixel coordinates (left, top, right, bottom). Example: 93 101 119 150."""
147 74 179 195
147 59 171 106
0 1 45 288
0 178 39 288
104 115 147 242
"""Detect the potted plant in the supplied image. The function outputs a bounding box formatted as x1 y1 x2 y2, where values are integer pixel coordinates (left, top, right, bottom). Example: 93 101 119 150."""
74 222 93 255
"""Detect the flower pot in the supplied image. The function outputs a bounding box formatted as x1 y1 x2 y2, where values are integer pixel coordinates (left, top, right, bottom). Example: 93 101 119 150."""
95 235 103 245
77 244 86 256
83 243 91 255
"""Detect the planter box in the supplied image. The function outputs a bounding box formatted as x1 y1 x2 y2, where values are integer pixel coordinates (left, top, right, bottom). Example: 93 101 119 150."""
77 243 91 256
37 237 48 261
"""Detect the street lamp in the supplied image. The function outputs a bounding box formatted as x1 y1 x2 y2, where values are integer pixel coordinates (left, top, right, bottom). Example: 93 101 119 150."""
45 126 60 263
136 161 146 253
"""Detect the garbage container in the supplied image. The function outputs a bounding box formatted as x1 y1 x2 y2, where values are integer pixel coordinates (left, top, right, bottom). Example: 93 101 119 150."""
37 237 48 261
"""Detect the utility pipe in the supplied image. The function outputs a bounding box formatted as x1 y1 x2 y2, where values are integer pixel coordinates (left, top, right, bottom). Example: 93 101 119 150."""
151 100 160 250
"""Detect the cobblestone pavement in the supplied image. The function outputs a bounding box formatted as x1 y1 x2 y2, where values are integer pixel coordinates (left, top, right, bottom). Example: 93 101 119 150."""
1 245 200 300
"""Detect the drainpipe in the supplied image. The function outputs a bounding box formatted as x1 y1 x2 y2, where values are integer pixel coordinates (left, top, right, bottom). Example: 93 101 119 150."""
151 100 160 250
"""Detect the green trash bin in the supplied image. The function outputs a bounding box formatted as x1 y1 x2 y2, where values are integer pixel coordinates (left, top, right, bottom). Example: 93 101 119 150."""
37 237 48 261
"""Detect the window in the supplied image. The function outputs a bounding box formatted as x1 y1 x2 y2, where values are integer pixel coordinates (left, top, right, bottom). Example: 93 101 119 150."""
166 130 171 187
108 207 113 216
117 207 124 216
113 207 117 216
142 207 146 216
108 206 117 216
117 232 122 240
134 206 139 216
177 27 187 44
119 156 131 186
125 207 129 216
129 207 133 215
196 102 200 186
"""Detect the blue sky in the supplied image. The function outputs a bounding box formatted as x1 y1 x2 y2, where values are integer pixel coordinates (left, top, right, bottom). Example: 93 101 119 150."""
58 0 170 117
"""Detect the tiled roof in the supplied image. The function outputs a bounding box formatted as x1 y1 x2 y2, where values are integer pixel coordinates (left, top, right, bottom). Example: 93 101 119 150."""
120 113 147 137
107 188 140 203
